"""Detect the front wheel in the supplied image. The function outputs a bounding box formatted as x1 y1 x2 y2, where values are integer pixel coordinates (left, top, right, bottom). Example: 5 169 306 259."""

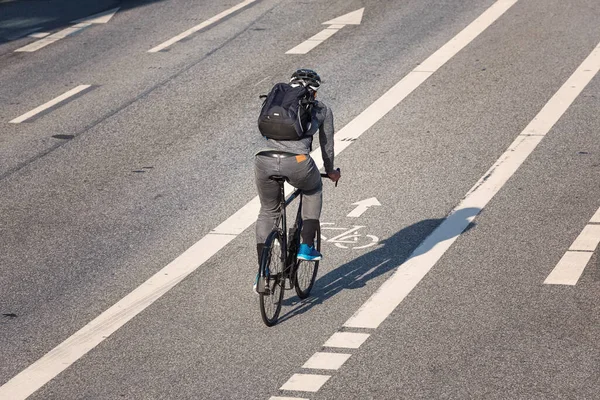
259 230 285 326
294 225 320 299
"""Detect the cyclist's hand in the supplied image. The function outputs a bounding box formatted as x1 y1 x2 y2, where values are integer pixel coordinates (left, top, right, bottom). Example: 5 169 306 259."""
328 169 341 183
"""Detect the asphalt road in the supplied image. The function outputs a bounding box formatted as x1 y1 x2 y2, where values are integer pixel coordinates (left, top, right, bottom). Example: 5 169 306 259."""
1 0 600 399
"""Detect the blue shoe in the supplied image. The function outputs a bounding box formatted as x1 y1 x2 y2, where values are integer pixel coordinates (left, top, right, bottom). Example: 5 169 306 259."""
253 273 259 295
297 244 322 261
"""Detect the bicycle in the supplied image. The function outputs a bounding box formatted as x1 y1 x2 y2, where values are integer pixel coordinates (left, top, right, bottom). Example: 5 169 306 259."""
256 171 338 327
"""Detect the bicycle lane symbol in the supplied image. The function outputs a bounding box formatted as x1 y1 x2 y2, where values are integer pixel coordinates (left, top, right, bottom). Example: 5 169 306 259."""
320 223 379 250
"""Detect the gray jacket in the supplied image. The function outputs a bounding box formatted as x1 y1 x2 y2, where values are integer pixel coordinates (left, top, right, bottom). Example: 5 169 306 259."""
258 100 335 173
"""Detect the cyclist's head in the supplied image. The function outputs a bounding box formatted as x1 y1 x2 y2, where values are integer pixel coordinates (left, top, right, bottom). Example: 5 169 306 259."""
290 69 321 95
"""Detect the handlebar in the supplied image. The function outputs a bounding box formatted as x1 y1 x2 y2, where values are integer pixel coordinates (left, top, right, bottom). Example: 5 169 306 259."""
320 168 341 187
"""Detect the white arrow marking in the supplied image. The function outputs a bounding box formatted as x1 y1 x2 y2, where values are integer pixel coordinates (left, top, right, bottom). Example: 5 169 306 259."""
73 7 120 24
323 8 364 25
347 197 381 218
14 7 119 52
286 8 364 55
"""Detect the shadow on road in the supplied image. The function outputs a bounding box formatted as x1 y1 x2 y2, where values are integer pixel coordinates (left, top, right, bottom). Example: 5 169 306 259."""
278 207 481 324
0 0 164 44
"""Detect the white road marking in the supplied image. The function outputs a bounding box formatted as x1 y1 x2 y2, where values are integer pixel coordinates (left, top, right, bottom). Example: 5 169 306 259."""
302 352 351 370
591 206 600 223
72 7 120 24
15 24 91 52
347 197 381 218
14 8 118 53
569 225 600 251
9 85 91 124
148 0 257 53
544 206 600 285
280 374 331 392
0 1 519 398
269 397 309 400
544 251 593 286
29 32 50 39
323 8 364 25
286 8 364 55
345 35 600 329
323 332 370 349
286 27 342 54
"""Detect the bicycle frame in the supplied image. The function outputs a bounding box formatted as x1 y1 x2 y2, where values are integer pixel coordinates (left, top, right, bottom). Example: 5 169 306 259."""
275 182 304 276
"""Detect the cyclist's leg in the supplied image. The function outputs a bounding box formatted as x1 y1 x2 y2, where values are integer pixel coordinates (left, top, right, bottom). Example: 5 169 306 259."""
283 155 322 247
255 155 282 264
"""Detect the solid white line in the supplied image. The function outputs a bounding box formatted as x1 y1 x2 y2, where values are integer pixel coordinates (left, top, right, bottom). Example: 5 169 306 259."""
302 352 351 370
569 225 600 251
544 251 593 285
323 332 370 349
148 0 257 53
280 374 331 392
286 27 343 55
0 1 519 397
9 85 91 124
344 38 600 329
589 206 600 223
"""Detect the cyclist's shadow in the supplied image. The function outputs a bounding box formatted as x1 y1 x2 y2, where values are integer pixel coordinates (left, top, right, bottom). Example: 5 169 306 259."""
278 207 480 323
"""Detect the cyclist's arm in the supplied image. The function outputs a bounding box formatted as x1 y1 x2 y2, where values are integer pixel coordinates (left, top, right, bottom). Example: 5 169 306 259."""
319 105 335 174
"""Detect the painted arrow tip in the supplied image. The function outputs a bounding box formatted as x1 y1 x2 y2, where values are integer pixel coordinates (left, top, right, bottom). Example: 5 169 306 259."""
73 7 120 24
323 8 364 25
352 197 381 207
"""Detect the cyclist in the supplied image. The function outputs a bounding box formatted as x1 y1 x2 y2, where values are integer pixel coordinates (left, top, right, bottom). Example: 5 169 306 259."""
254 69 340 290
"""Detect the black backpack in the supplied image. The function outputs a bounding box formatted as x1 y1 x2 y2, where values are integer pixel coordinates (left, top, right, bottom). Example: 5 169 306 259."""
258 83 312 140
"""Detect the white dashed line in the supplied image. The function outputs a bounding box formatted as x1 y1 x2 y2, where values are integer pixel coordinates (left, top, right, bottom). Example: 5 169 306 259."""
15 24 91 52
569 225 600 251
9 85 92 123
323 332 370 349
545 206 600 285
590 208 600 223
280 374 331 392
148 0 258 53
302 352 351 370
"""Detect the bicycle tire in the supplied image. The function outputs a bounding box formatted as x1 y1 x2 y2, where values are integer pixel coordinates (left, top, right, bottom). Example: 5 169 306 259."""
259 230 285 326
294 225 320 299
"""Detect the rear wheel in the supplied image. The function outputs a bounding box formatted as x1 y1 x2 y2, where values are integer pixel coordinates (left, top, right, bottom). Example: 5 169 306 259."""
259 231 285 326
294 225 320 299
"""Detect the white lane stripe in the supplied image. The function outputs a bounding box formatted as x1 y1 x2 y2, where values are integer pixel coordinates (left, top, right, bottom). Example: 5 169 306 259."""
589 206 600 223
0 233 237 399
9 85 92 124
344 38 600 329
14 24 91 52
544 251 593 286
286 27 343 54
302 352 351 370
148 0 257 53
569 225 600 251
270 397 310 400
323 332 369 349
280 374 331 392
0 1 518 397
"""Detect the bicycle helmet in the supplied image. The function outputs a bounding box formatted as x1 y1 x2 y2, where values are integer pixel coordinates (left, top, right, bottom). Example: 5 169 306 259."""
290 68 321 91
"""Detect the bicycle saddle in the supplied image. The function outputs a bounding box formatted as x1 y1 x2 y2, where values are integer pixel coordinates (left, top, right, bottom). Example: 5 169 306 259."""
269 175 288 182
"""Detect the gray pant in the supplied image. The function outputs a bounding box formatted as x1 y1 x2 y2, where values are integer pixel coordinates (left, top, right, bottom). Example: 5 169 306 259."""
254 154 322 244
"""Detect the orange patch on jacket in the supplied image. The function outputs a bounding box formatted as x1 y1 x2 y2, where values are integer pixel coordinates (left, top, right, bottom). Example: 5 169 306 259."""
295 154 307 163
